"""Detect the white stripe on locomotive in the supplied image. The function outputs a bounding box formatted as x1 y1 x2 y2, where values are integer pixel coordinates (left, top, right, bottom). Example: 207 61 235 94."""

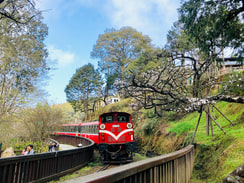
99 129 133 141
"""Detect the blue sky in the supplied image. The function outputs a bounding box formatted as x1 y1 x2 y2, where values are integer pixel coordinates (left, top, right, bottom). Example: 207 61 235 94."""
36 0 181 104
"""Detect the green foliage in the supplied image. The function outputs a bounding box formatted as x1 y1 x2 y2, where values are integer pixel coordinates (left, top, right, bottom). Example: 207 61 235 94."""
88 98 132 121
91 26 154 97
179 0 244 56
133 153 148 161
0 0 49 120
168 122 194 137
12 139 45 154
221 71 244 96
182 132 193 147
20 103 65 141
126 48 164 75
145 108 155 118
163 111 182 121
193 136 234 182
65 63 103 114
142 117 160 135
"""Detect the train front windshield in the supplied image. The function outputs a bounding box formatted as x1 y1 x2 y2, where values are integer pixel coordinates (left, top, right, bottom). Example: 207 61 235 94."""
101 113 130 123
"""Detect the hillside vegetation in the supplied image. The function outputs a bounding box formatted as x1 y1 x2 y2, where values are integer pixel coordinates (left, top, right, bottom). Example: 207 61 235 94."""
89 100 244 182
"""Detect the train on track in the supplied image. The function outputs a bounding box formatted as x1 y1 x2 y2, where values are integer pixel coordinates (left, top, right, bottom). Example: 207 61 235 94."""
54 112 135 163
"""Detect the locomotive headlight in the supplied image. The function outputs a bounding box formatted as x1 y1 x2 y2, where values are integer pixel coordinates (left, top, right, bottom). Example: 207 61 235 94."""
100 124 105 130
127 123 132 129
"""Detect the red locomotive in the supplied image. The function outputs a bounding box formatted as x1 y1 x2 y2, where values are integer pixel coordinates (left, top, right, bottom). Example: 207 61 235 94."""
98 112 135 162
55 112 135 163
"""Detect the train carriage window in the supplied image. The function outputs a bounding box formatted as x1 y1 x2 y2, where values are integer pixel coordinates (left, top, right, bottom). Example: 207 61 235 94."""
92 125 95 133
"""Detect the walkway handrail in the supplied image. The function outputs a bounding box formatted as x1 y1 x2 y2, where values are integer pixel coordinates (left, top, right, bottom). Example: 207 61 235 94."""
0 135 94 183
68 145 194 183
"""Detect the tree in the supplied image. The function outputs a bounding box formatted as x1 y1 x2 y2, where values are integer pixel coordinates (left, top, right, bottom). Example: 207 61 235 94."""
91 26 153 97
179 0 244 57
0 0 36 24
165 22 214 98
65 63 103 119
0 0 49 121
21 103 64 141
116 47 243 117
115 49 193 116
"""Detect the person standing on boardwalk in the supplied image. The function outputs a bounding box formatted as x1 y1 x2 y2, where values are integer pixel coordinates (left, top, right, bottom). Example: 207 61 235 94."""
48 141 59 152
22 144 35 155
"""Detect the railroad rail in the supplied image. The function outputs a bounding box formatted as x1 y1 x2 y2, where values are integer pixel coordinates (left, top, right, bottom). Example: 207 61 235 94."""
0 135 94 183
64 145 194 183
95 164 111 173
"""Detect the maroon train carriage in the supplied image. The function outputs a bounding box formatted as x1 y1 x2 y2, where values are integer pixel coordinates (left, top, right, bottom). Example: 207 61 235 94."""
55 122 99 144
54 112 135 163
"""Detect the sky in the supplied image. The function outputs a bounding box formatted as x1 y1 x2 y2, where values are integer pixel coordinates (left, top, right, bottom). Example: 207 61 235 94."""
35 0 181 104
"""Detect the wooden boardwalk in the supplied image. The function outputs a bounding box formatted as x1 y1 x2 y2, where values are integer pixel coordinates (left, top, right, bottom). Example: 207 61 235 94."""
59 144 76 150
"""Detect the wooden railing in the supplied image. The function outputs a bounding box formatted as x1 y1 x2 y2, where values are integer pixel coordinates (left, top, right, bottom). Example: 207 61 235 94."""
0 135 94 183
72 145 194 183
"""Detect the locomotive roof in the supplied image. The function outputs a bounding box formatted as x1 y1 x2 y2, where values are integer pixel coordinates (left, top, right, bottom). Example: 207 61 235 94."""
61 121 99 126
99 112 131 116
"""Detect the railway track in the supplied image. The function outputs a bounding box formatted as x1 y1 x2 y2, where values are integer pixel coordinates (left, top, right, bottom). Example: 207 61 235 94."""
95 164 111 173
95 163 122 173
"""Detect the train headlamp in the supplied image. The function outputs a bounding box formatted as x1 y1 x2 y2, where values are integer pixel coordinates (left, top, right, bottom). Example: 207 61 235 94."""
100 124 105 130
127 123 132 129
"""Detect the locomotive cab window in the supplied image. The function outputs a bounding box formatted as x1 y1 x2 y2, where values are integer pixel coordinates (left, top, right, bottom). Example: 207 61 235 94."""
101 115 113 123
117 114 129 122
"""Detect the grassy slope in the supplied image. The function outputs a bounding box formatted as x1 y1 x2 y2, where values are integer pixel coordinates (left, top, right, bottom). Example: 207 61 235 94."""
167 102 244 182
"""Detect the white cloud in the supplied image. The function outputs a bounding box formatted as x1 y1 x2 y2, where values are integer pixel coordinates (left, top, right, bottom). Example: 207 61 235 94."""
108 0 151 29
35 0 74 20
36 0 180 46
48 45 75 67
104 0 180 46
